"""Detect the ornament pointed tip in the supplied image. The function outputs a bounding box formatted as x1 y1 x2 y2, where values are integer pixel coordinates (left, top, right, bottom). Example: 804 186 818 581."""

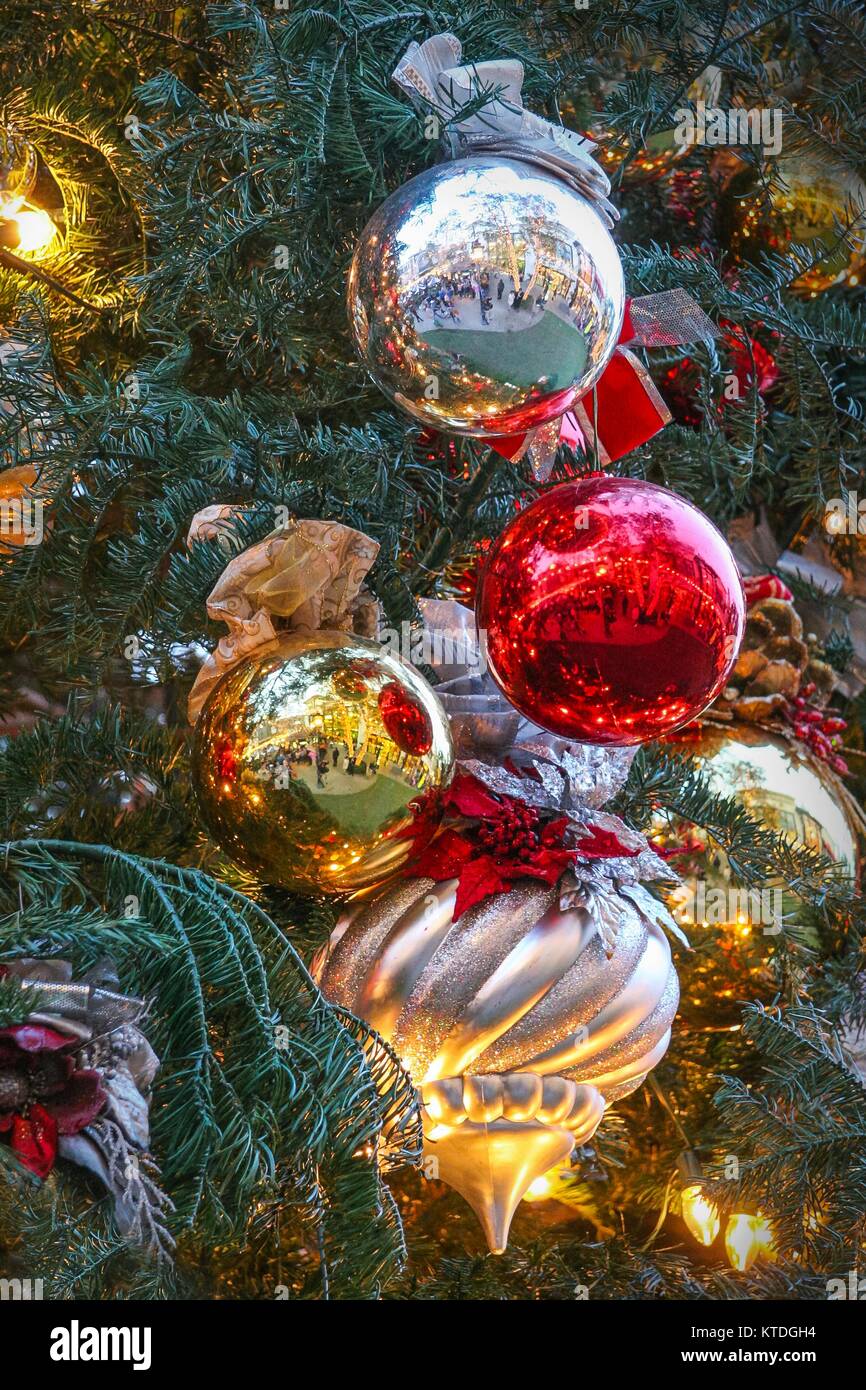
424 1117 576 1254
475 1197 517 1256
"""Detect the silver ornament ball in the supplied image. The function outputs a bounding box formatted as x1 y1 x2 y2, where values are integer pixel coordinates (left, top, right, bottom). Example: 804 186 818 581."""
347 156 625 437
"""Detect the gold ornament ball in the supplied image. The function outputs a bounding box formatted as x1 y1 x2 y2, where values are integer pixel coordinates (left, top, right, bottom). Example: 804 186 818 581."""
0 128 37 214
0 464 44 552
737 157 866 295
690 722 859 874
192 632 454 896
663 720 859 1021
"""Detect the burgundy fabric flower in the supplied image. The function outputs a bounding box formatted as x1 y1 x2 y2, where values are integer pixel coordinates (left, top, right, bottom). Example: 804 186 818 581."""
0 1024 107 1178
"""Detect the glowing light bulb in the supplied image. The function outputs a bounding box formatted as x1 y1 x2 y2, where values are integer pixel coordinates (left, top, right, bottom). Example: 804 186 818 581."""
724 1212 775 1272
681 1183 721 1246
750 1213 776 1260
13 208 58 255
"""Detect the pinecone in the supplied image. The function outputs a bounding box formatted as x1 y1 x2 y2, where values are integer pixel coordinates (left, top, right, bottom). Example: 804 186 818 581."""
721 595 838 719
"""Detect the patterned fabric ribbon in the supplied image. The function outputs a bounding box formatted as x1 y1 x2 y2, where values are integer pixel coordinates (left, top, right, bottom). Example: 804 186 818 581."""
742 572 793 605
186 509 380 723
393 33 618 227
11 956 145 1038
490 288 719 478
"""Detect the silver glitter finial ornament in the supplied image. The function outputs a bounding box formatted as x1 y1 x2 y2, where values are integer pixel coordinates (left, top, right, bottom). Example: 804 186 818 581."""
347 34 625 441
315 875 679 1253
314 601 683 1252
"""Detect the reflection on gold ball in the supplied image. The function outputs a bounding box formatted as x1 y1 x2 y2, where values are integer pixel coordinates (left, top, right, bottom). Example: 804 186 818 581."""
192 632 454 895
0 464 42 552
736 158 866 295
690 722 859 873
660 723 860 1031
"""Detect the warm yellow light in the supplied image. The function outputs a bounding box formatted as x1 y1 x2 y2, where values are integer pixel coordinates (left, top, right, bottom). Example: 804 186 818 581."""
681 1183 721 1246
725 1212 775 1272
523 1175 553 1201
13 208 58 255
751 1213 776 1260
725 1213 754 1271
0 196 24 219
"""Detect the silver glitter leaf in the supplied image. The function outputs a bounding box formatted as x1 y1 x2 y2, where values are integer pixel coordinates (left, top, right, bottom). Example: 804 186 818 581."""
621 883 691 949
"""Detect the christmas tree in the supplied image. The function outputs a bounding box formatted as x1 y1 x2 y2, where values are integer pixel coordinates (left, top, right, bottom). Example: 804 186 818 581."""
1 1 865 1309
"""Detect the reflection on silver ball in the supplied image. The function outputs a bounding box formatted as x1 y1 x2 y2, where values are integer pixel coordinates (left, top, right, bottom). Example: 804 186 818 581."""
347 157 625 437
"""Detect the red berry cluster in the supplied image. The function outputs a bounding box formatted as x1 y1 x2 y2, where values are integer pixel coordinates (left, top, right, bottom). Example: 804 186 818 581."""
784 683 848 773
477 800 543 861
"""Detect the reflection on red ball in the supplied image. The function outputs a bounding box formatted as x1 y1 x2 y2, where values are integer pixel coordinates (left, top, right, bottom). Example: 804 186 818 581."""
476 477 745 745
378 682 433 755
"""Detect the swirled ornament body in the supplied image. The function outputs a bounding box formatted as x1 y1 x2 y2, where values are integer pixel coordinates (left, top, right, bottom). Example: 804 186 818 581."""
314 871 678 1249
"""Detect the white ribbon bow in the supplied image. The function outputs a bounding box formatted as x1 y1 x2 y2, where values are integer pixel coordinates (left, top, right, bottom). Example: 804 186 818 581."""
393 33 619 228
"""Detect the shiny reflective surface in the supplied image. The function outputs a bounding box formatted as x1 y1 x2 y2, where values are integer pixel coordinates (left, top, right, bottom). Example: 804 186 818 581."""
316 876 677 1093
476 477 745 745
690 723 859 872
739 158 866 295
192 632 454 895
314 873 678 1250
348 157 625 436
0 464 40 550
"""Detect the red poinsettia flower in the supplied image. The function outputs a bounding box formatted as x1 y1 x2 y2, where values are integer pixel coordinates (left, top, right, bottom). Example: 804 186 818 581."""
0 1024 107 1179
445 771 504 819
406 773 570 918
572 823 642 860
720 320 780 396
408 771 648 919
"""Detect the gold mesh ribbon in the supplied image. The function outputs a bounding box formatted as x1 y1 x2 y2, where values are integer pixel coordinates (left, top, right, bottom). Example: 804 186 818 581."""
187 507 380 723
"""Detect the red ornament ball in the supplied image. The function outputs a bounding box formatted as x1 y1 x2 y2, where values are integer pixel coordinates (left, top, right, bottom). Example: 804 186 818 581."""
476 477 745 745
378 682 434 755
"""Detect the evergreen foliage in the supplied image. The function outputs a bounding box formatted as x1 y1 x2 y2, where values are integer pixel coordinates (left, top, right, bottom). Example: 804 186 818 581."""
0 1 864 1299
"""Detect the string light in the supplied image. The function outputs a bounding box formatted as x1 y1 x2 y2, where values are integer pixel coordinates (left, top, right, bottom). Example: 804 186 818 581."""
681 1182 722 1247
11 207 58 256
677 1151 721 1246
0 130 59 259
677 1152 776 1268
724 1212 776 1273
